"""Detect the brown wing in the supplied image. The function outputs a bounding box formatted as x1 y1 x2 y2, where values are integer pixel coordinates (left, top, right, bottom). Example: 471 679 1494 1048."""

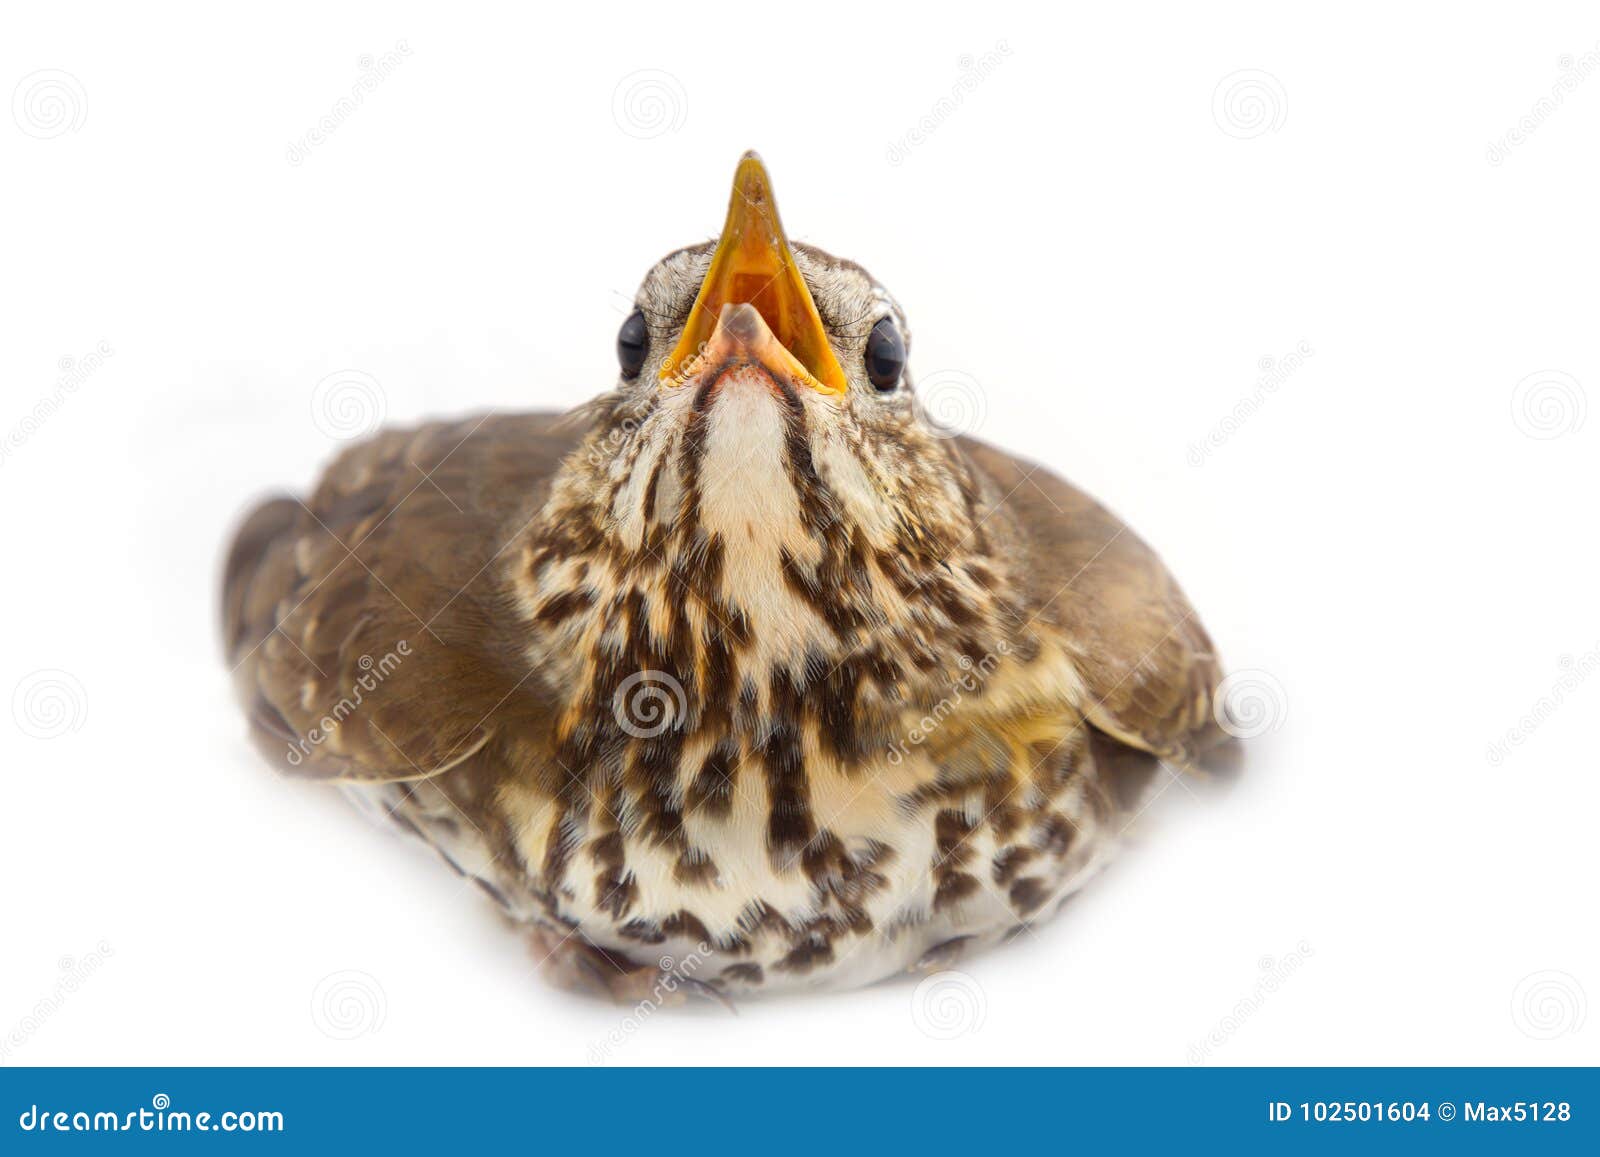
959 437 1231 769
222 412 581 782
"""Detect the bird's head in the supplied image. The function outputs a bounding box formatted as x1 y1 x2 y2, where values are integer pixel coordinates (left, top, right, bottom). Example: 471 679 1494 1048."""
596 152 982 579
532 152 1023 761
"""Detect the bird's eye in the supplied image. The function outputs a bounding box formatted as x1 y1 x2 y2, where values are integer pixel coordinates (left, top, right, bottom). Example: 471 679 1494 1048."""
617 309 648 380
864 316 905 391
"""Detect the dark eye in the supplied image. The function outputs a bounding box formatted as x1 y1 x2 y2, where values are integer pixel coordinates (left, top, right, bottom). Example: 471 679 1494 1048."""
617 309 648 380
864 316 905 391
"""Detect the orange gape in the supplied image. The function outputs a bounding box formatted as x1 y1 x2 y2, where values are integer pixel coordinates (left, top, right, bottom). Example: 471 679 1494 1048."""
660 151 849 395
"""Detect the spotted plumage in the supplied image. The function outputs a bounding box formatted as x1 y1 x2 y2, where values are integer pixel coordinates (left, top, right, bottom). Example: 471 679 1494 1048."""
223 153 1234 999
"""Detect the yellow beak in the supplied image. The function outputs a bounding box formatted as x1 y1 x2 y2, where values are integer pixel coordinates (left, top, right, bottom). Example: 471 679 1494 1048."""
659 151 849 396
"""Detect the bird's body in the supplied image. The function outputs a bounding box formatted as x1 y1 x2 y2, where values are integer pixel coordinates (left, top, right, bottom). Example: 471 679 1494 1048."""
224 155 1232 998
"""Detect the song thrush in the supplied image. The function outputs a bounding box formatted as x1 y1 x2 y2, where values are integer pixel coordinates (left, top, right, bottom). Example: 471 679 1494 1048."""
223 152 1234 1000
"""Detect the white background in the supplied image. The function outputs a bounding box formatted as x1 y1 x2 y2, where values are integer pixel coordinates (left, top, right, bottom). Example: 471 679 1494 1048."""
3 1 1597 1066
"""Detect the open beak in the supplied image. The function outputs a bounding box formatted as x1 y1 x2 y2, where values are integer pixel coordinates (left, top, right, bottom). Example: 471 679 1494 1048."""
659 151 848 396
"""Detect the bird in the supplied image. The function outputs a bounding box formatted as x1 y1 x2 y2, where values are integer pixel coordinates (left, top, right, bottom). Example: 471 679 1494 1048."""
222 151 1235 1001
